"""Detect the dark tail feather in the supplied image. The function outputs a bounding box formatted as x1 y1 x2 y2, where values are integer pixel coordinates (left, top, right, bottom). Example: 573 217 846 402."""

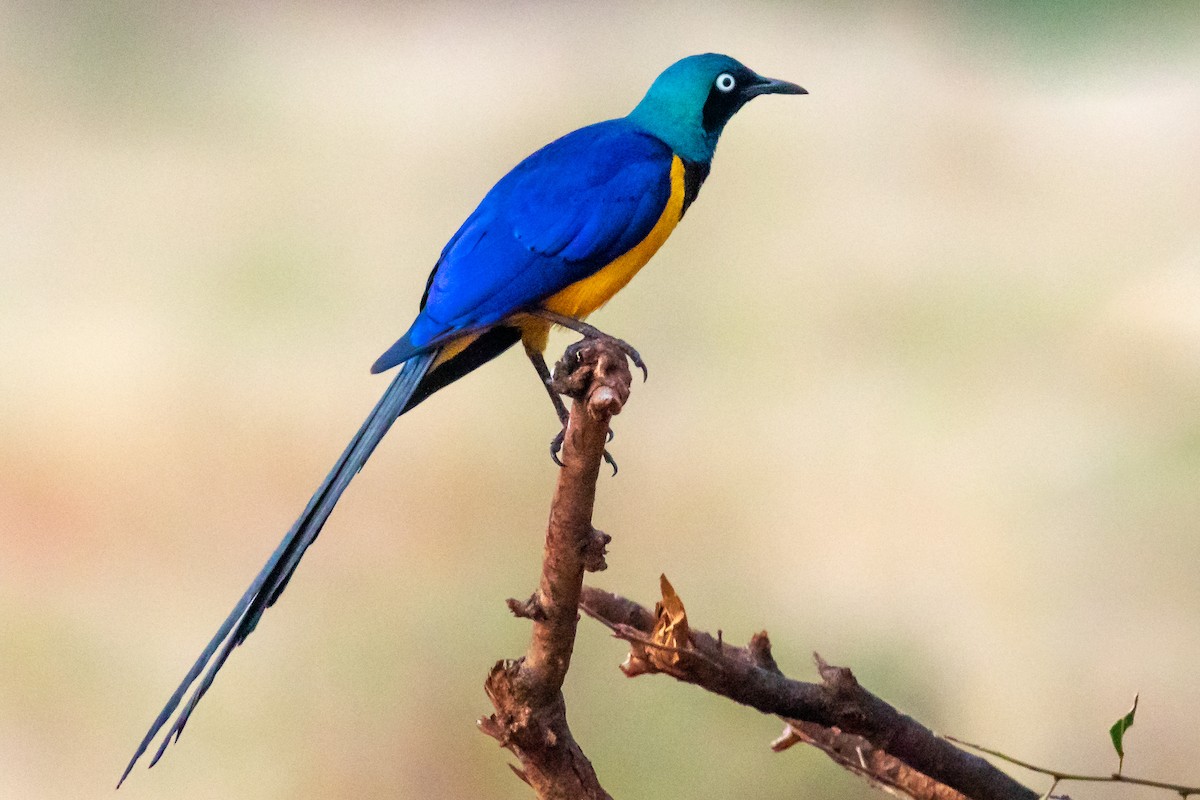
119 350 438 787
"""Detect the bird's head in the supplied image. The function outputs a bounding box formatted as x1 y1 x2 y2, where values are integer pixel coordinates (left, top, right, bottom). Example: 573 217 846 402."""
627 53 806 164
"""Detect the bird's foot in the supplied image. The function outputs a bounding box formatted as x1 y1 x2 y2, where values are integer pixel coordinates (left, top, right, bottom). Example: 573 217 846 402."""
603 335 648 382
527 308 649 381
549 428 565 467
576 332 646 382
545 332 633 477
550 425 618 475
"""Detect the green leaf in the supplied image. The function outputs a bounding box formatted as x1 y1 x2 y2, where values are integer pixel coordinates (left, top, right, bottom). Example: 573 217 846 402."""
1109 694 1139 774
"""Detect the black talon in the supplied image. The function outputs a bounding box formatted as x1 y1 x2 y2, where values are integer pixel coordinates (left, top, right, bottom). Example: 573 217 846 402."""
597 333 646 381
619 341 648 382
549 428 616 474
550 429 566 467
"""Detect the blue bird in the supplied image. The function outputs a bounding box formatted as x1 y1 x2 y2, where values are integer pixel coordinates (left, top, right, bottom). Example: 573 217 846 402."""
120 53 805 784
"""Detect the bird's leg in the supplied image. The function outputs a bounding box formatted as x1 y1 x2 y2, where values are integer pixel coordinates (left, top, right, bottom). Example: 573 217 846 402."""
525 308 648 381
524 345 569 460
524 343 617 474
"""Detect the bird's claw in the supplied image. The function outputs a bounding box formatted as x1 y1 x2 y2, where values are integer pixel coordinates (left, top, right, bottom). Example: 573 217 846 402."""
530 308 648 382
549 429 565 467
549 427 618 475
607 336 648 382
564 333 647 383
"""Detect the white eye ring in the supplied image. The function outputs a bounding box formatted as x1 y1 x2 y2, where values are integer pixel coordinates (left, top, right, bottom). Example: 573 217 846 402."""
715 72 736 93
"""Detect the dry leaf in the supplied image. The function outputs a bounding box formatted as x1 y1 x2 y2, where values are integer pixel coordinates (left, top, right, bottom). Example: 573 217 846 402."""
650 574 690 666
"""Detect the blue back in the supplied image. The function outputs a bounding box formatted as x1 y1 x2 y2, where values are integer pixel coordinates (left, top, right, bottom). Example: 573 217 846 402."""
374 118 673 371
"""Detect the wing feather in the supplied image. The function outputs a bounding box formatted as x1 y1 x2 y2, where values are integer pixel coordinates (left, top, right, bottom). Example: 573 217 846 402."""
372 119 672 372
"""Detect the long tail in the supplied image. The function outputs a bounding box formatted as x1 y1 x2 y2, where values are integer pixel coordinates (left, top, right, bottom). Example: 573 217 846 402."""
119 350 438 787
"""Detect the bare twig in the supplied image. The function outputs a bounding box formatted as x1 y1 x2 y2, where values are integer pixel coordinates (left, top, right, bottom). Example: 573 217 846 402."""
946 736 1200 798
478 338 632 800
580 586 1039 800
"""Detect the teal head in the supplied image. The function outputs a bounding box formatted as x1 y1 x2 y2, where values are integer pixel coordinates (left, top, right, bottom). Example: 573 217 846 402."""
628 53 806 164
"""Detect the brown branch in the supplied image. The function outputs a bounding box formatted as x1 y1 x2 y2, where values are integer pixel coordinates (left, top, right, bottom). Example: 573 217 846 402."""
478 338 632 800
580 586 1039 800
775 721 971 800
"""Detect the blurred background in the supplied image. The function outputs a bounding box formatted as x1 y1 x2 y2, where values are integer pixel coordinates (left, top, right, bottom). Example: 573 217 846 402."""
3 2 1199 798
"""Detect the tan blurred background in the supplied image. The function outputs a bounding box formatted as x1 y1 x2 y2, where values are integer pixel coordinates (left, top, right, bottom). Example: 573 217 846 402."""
3 2 1200 798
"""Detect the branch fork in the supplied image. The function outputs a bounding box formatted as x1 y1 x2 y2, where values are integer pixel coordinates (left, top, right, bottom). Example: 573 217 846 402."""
477 337 1112 800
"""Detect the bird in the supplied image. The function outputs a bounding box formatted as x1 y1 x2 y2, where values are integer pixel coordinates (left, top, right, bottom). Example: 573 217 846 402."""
120 52 805 785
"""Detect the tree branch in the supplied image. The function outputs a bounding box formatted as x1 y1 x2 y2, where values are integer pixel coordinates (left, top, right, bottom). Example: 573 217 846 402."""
478 338 631 800
773 720 972 800
580 585 1040 800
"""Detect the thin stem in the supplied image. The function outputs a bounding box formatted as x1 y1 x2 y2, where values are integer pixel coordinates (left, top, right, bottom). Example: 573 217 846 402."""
946 736 1200 796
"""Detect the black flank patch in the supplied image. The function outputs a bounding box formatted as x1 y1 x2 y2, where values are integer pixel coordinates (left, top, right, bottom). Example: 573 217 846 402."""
402 326 523 413
681 159 710 218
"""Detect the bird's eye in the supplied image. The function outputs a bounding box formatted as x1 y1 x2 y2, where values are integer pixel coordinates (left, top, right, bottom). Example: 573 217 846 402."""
715 73 736 93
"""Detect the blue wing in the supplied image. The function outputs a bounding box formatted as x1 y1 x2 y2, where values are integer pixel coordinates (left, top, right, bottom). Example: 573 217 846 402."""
373 118 673 372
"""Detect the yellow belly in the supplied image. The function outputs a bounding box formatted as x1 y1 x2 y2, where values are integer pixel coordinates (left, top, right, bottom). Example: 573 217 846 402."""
520 154 686 353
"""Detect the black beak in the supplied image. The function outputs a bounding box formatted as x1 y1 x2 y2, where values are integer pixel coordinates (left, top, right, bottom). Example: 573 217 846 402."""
745 76 808 98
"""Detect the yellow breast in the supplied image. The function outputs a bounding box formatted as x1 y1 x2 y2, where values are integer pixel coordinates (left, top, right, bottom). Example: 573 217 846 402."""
543 155 686 319
518 155 686 353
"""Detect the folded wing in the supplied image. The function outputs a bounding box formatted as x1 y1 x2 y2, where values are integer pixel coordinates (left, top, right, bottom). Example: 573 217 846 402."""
373 119 673 373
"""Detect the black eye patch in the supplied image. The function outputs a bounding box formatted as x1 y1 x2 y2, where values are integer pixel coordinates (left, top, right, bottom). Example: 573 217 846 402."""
701 68 755 133
702 83 739 131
